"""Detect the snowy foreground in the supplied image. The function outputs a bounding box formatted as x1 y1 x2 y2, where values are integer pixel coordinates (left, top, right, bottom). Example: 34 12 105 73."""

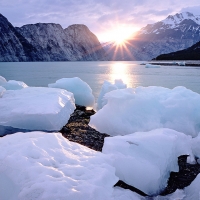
0 76 200 199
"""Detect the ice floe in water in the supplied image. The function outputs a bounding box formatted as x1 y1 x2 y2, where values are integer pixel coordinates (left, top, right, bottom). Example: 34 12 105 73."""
0 75 7 86
102 128 193 196
0 87 75 135
48 77 95 107
90 86 200 137
2 80 28 90
0 132 118 200
145 64 160 68
97 79 127 110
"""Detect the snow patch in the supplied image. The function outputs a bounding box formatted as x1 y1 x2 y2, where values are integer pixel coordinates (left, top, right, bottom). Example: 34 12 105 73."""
0 132 118 200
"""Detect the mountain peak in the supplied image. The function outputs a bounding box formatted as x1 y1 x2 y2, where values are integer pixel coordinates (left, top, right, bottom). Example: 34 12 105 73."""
162 12 200 27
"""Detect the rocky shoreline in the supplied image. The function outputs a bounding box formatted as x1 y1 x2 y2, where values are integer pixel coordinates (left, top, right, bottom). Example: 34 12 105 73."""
60 105 200 197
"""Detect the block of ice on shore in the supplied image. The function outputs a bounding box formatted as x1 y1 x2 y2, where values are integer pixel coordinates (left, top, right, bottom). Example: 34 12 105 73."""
48 77 95 107
0 86 5 97
2 80 28 90
0 132 118 200
103 128 193 196
0 75 7 86
191 134 200 160
145 64 160 68
0 87 75 134
90 86 200 137
97 79 127 110
184 174 200 200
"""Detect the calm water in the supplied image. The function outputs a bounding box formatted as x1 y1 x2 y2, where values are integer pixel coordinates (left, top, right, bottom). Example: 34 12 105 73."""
0 61 200 99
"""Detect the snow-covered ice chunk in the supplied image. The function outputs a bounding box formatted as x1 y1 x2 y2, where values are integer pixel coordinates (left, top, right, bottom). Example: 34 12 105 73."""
48 77 95 107
103 128 193 196
2 80 28 90
90 86 200 137
0 86 5 97
112 187 142 200
191 134 200 159
0 75 7 86
184 174 200 200
112 188 185 200
97 79 127 110
145 64 160 68
0 87 75 135
0 132 118 200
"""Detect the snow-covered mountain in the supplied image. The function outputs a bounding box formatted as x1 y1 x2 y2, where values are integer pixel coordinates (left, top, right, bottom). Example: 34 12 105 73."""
0 14 106 62
105 12 200 61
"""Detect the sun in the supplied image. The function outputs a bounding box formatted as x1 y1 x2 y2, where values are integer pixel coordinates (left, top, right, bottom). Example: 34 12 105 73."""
98 25 138 44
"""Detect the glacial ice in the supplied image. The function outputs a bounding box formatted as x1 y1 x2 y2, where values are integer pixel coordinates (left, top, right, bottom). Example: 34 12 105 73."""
90 86 200 137
191 134 200 160
0 87 75 135
0 75 7 85
0 86 5 97
97 79 127 110
0 132 118 200
102 128 193 195
145 64 160 68
48 77 95 107
2 80 28 90
184 174 200 200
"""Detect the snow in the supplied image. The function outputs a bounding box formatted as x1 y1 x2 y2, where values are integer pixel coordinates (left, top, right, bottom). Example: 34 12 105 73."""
145 64 160 68
191 134 200 159
0 86 5 97
0 87 75 135
0 75 7 85
184 174 200 200
0 132 118 200
48 77 95 107
90 86 200 137
102 128 193 196
97 79 127 110
2 80 28 90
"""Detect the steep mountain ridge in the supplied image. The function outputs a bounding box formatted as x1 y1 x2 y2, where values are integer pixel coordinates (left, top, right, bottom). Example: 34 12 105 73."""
154 40 200 60
0 14 42 61
0 14 106 61
105 12 200 61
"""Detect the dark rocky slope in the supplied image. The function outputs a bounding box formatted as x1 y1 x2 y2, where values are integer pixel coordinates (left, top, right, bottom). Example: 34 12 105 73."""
154 40 200 60
0 13 106 61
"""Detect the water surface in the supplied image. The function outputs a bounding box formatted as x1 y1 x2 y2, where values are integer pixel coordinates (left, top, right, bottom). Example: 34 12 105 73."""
0 61 200 99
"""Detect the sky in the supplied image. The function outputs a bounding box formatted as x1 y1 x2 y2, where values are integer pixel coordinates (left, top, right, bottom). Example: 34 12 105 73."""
1 0 200 42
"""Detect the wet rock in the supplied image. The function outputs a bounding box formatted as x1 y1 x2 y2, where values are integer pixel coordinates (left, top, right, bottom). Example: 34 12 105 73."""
60 104 109 151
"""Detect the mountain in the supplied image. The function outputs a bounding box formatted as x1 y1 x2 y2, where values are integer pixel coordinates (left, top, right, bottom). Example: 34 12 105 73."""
105 12 200 61
0 14 106 62
154 40 200 60
0 14 42 61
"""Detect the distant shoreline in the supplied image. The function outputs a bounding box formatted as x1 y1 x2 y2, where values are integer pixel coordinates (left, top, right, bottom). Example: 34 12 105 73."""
148 60 200 67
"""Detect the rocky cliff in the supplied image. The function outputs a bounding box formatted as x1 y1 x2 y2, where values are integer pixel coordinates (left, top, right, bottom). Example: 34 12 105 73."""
0 14 106 61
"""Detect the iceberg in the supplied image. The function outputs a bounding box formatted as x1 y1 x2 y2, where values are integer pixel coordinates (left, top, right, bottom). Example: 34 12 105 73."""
97 79 127 110
0 87 75 135
0 86 5 97
0 75 7 86
48 77 95 107
103 128 193 196
90 86 200 137
145 64 160 68
2 80 28 90
0 132 118 200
